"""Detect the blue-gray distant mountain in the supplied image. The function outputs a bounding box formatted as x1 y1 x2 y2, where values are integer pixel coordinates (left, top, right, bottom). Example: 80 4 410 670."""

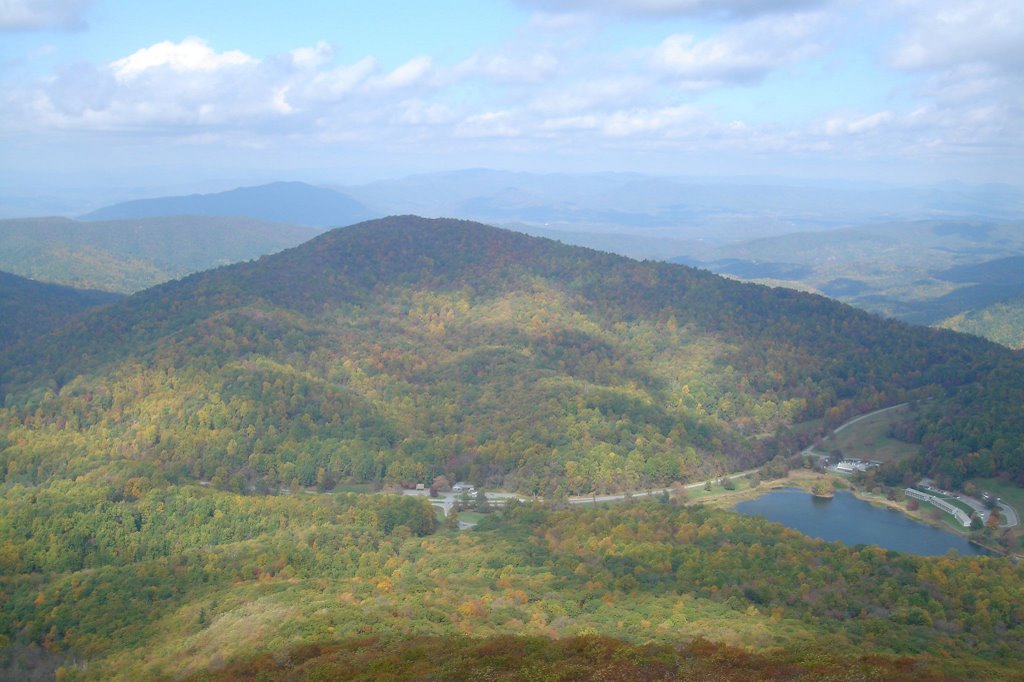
339 170 1024 244
669 220 1024 349
81 181 375 228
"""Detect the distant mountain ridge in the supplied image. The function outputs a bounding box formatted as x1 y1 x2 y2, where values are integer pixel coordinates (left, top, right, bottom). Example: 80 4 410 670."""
338 170 1024 240
70 172 1024 250
81 181 374 228
671 220 1024 349
0 270 122 347
0 214 318 293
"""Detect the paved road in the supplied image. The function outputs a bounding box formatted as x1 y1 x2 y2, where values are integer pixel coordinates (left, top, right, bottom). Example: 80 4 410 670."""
401 488 522 513
918 478 1019 529
401 400 1024 532
567 468 761 506
832 402 909 435
998 502 1019 528
411 404 914 511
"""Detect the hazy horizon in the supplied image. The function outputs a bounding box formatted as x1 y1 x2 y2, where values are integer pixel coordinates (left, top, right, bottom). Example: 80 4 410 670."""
2 0 1021 208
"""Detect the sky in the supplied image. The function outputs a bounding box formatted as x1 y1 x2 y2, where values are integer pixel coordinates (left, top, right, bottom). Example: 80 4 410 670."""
1 0 1021 198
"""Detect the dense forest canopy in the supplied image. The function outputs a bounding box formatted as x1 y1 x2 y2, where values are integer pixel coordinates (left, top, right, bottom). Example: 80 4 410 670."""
2 491 1022 679
3 215 1024 679
0 271 122 347
1 216 1022 497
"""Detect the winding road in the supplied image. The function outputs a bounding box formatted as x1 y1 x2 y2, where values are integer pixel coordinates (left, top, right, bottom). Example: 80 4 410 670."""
831 402 909 434
404 401 1019 529
567 468 761 506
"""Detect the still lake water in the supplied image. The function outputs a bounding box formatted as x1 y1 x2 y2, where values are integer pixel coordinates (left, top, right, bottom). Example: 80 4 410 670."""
735 488 988 556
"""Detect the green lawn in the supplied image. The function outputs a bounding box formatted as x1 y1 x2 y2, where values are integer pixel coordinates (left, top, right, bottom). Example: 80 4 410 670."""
921 501 971 533
790 416 824 436
935 496 976 516
457 510 491 524
968 478 1024 515
687 477 754 500
820 404 919 464
333 482 377 493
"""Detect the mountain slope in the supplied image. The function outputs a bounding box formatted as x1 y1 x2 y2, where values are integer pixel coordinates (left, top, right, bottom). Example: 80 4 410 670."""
0 271 122 347
6 486 1018 680
0 215 318 293
672 220 1024 348
4 216 1024 679
938 297 1024 349
2 216 1021 494
81 181 374 227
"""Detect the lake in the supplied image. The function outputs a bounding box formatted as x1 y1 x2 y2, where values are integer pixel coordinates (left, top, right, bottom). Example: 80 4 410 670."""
735 488 989 556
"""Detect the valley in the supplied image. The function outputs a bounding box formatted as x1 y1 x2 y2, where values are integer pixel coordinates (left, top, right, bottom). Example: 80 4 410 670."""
4 1 1022 677
2 216 1024 679
673 220 1024 350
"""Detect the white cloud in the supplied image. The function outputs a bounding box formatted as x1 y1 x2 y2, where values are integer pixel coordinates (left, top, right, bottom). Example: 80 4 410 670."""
271 86 293 114
290 41 333 69
0 0 92 30
539 114 600 132
368 55 433 90
393 99 454 126
455 110 521 138
5 38 441 138
652 12 827 88
307 57 378 99
530 77 649 116
823 111 893 136
602 105 700 136
1 8 1018 180
111 37 256 81
880 1 1023 157
890 0 1024 72
454 51 560 84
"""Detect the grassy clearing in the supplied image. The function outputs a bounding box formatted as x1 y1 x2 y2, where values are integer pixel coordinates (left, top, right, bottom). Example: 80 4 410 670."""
687 476 756 500
819 404 919 464
921 501 971 533
933 496 976 516
457 510 491 524
334 483 377 493
969 478 1024 513
790 416 824 437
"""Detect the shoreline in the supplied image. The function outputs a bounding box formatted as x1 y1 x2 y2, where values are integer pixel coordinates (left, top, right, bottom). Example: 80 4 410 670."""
844 487 1007 556
711 473 1008 557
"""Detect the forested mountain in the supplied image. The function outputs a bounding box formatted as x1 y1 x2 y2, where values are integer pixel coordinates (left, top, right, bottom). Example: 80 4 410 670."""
81 181 374 227
938 297 1024 349
673 220 1024 349
7 487 1023 680
4 216 1024 679
0 215 317 293
2 216 1022 497
0 271 122 347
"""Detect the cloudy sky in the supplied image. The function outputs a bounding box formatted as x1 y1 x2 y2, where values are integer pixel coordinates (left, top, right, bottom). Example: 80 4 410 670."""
1 0 1021 194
